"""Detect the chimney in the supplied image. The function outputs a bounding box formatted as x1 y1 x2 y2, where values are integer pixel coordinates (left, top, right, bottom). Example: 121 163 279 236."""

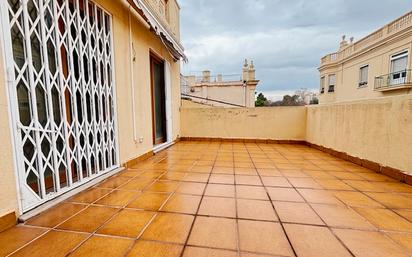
242 59 249 82
202 70 211 83
248 60 256 81
216 74 223 82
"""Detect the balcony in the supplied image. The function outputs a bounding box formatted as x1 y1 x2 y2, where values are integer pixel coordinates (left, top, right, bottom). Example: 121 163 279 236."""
1 140 412 257
1 95 412 256
374 69 412 91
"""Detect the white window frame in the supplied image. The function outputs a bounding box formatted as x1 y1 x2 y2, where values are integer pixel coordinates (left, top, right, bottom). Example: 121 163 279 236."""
328 74 336 93
390 50 408 85
358 65 369 88
320 76 325 94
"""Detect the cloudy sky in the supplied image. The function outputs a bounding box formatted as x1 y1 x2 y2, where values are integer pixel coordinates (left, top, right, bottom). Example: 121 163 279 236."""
179 0 412 100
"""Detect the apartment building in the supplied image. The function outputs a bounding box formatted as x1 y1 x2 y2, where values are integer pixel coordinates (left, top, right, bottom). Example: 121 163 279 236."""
182 60 259 107
319 11 412 103
0 0 185 219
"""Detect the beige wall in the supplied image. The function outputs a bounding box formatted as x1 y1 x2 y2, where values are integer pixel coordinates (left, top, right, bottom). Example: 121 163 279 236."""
0 34 19 217
180 103 307 140
185 83 257 107
319 13 412 104
96 0 182 164
307 95 412 174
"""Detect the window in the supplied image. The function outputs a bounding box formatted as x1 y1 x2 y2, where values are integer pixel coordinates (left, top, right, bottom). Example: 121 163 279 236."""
328 74 336 92
359 65 369 87
320 76 325 94
390 51 408 85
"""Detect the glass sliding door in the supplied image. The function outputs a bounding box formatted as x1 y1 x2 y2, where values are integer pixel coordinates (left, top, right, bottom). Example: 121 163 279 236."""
150 54 167 145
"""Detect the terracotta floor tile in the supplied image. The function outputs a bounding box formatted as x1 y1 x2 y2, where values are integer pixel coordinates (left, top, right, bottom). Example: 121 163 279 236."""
266 187 304 202
118 169 142 178
284 224 352 257
280 170 308 177
312 204 376 230
57 206 119 233
328 171 363 180
354 207 412 232
190 165 213 173
146 181 180 193
68 187 111 203
205 184 235 198
181 173 209 183
396 209 412 222
334 229 409 257
366 192 412 209
235 162 255 168
198 196 236 218
209 174 235 184
119 178 154 191
379 182 412 193
183 246 237 257
357 172 396 182
237 199 278 221
257 168 281 176
240 253 274 257
235 167 258 175
96 190 140 207
97 177 130 189
386 232 412 253
70 235 132 257
26 203 86 228
126 240 183 257
161 194 201 214
141 213 194 244
236 185 268 200
235 175 262 185
315 179 354 190
97 209 155 238
238 220 293 256
175 182 206 195
10 230 87 257
333 191 384 208
297 188 342 205
127 192 170 211
0 226 47 256
274 201 324 225
188 216 237 250
288 177 323 189
343 180 387 192
261 176 292 187
299 170 327 178
212 166 234 174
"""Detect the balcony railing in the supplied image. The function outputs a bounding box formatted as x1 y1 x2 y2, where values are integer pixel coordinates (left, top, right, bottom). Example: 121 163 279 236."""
328 85 335 93
320 11 412 66
374 69 412 91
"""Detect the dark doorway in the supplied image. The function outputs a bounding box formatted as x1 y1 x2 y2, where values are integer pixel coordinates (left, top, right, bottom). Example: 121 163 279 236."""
150 53 167 145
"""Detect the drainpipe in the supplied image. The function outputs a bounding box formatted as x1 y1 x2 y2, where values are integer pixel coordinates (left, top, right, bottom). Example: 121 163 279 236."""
129 6 138 143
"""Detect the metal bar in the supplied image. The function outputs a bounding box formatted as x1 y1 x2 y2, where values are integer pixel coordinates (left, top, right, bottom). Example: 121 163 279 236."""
181 93 246 108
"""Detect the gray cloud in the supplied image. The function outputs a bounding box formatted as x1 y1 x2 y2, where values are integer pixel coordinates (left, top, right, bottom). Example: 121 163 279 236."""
180 0 412 93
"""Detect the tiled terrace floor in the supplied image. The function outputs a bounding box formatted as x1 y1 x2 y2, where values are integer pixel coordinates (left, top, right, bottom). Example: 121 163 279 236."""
2 141 412 257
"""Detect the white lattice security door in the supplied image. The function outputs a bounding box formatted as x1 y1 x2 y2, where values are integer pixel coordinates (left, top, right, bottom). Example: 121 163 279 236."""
2 0 119 211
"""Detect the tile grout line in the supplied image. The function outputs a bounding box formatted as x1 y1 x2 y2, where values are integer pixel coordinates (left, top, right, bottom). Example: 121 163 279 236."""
261 143 358 257
245 142 297 257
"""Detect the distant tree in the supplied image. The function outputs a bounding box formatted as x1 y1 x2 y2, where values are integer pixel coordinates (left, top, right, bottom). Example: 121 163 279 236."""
310 97 319 105
267 94 305 106
255 92 268 107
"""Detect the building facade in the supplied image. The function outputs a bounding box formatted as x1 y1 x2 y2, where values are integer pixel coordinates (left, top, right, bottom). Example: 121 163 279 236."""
0 0 184 219
319 11 412 104
182 60 259 108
